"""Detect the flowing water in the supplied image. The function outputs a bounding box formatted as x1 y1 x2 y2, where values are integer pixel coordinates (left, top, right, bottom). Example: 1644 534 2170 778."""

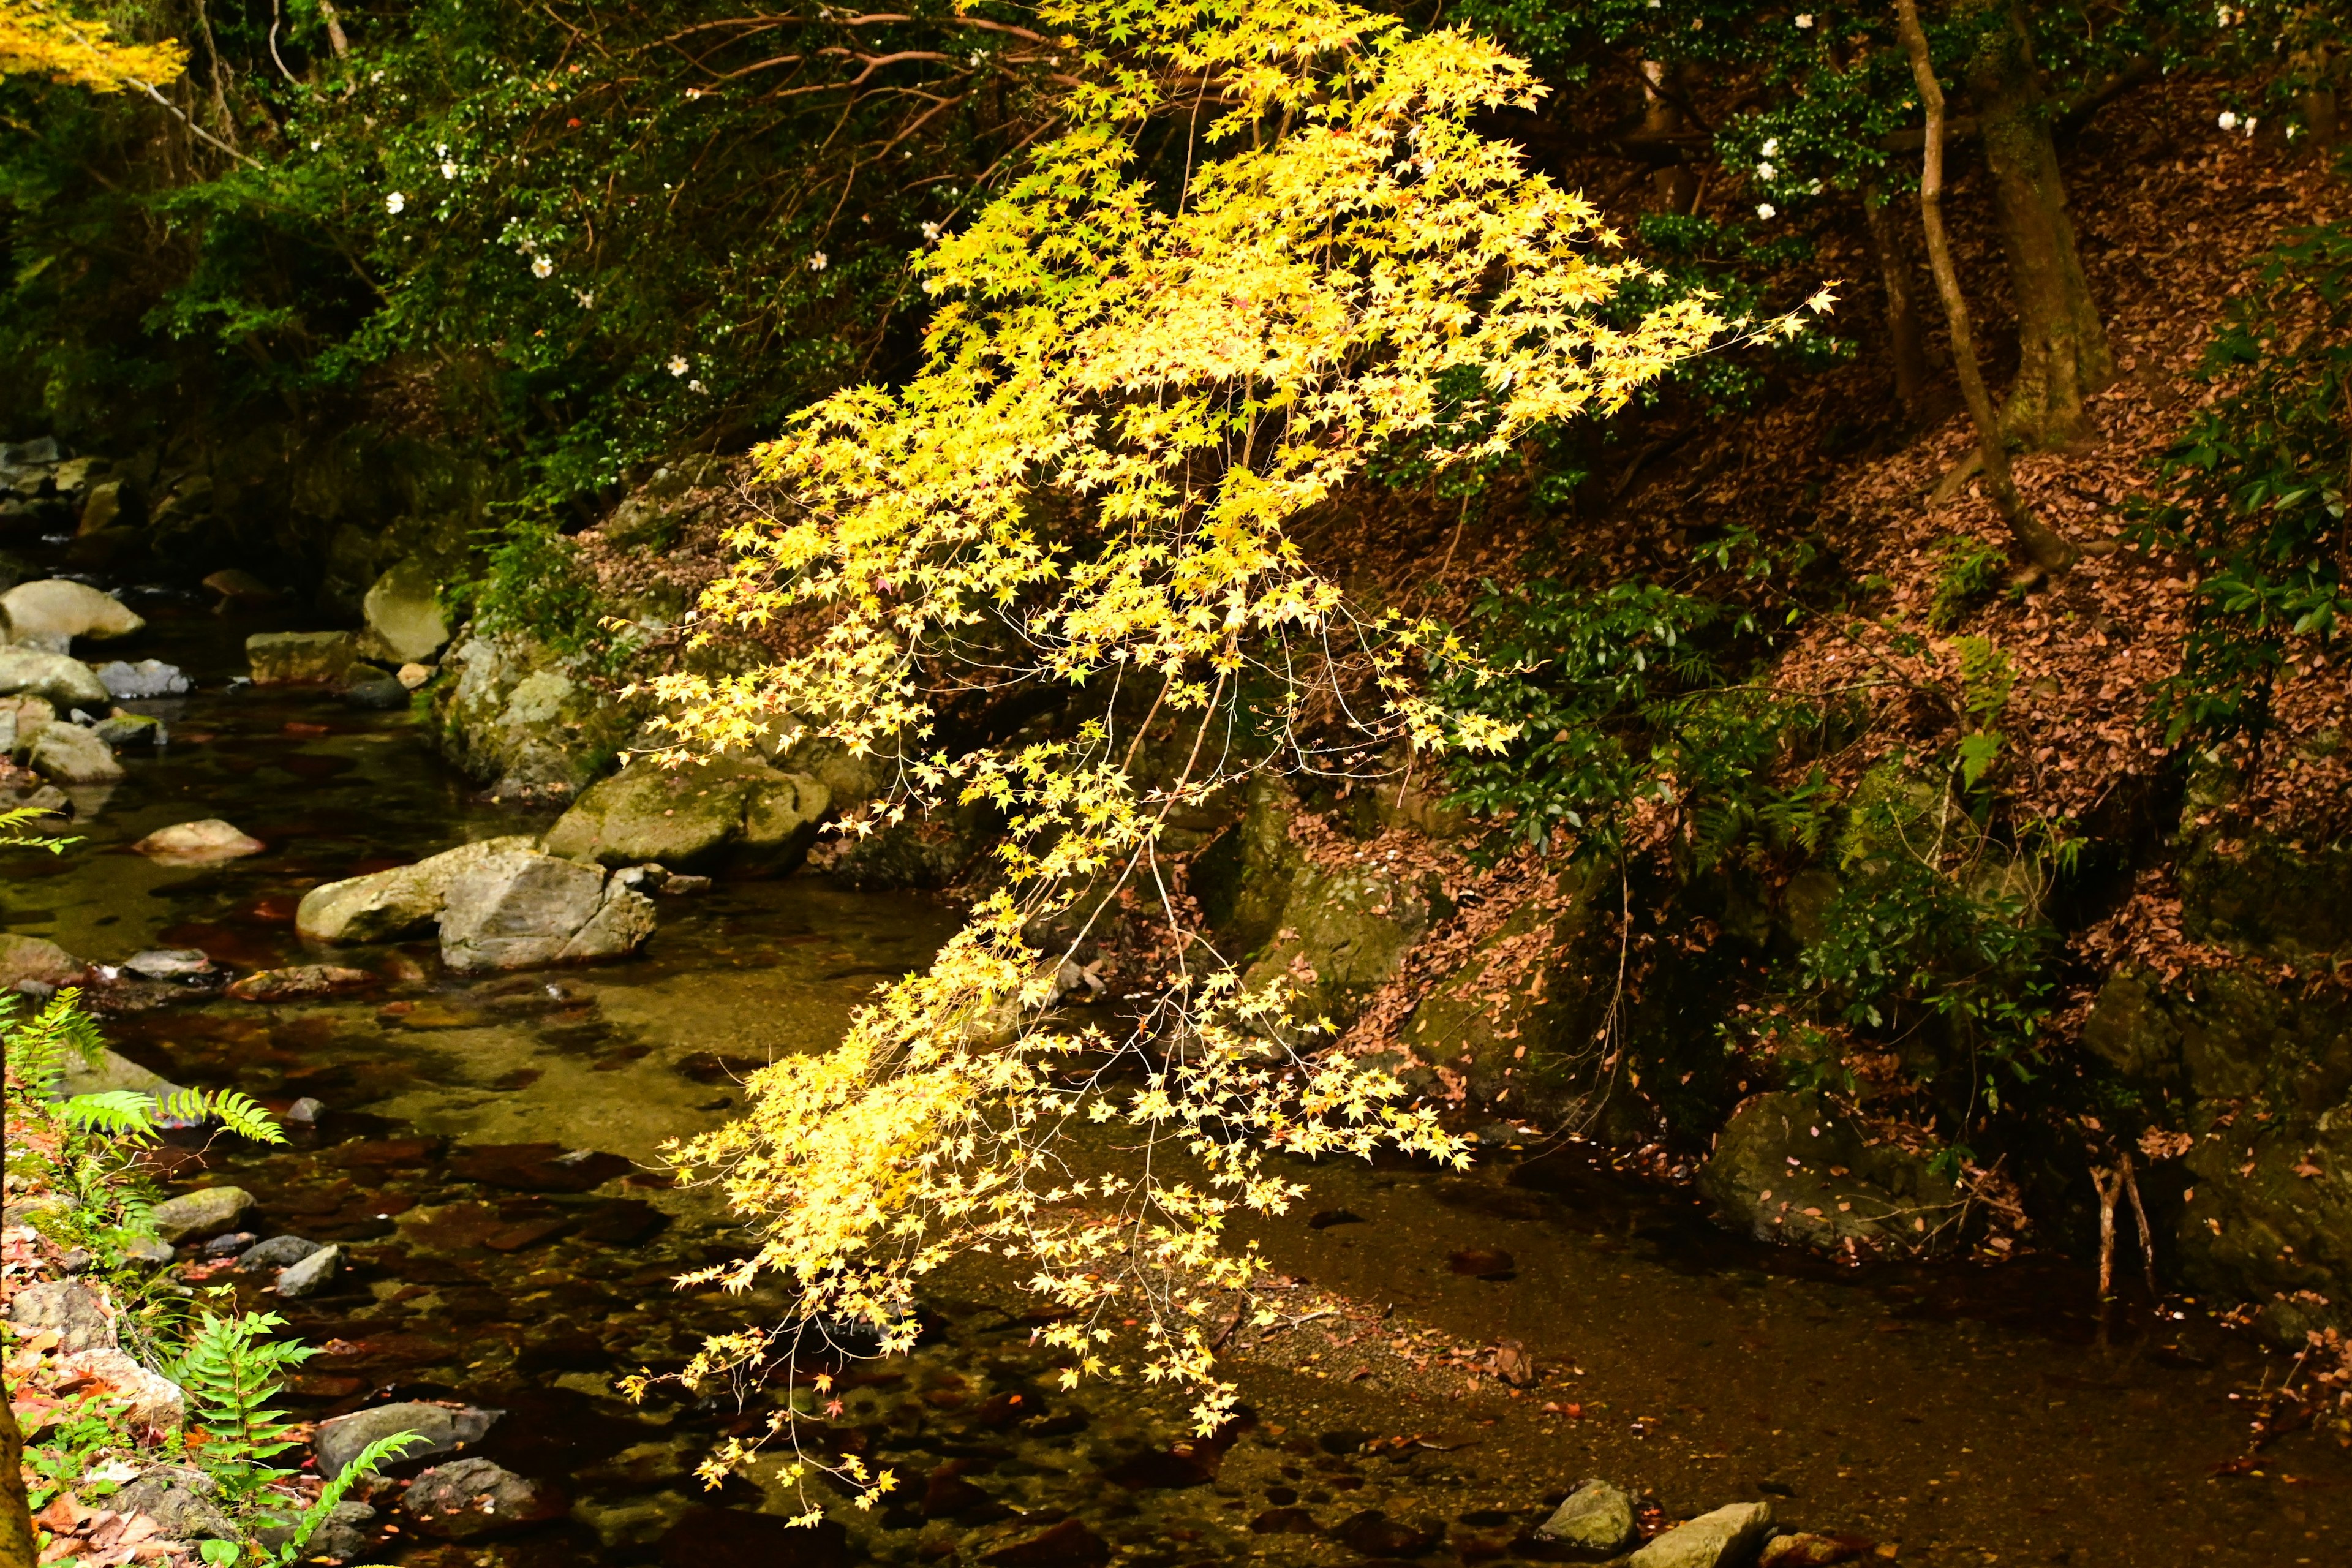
7 586 2350 1567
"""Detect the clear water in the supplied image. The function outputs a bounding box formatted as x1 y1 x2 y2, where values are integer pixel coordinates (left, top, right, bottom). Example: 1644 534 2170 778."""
8 589 2348 1567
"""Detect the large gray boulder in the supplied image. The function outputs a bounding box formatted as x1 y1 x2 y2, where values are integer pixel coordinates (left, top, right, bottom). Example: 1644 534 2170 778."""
26 723 124 785
246 630 357 685
358 556 451 664
315 1401 500 1478
0 579 143 654
1627 1502 1773 1568
95 658 190 699
1698 1091 1962 1256
437 850 655 972
0 646 109 708
541 755 829 872
149 1186 254 1245
296 835 540 943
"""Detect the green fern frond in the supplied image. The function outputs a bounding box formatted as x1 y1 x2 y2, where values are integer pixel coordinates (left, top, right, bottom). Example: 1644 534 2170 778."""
156 1087 287 1145
269 1431 425 1564
58 1090 163 1139
1 987 107 1095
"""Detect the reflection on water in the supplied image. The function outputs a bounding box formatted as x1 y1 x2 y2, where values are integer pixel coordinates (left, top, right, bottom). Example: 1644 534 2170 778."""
8 592 2350 1567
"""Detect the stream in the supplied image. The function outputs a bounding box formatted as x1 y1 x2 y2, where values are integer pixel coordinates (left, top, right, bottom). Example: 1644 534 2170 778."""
6 584 2350 1567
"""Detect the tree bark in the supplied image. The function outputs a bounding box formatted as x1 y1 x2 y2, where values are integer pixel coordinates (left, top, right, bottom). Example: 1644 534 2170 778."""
1861 181 1931 420
0 1384 36 1568
1958 0 2113 445
1639 60 1699 213
1895 0 2077 573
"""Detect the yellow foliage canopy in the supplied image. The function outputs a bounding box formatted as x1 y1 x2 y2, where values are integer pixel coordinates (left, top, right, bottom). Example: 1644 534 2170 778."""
643 0 1808 1515
0 0 184 91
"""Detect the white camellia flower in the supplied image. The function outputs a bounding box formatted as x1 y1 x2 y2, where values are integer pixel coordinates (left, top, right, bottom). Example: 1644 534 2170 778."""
2218 110 2239 130
809 251 829 272
688 379 706 393
532 255 554 278
1761 137 1779 157
442 160 459 180
385 191 406 215
1797 12 1815 25
2242 117 2258 135
574 289 596 308
1757 160 1777 181
921 221 941 241
668 356 689 377
1757 203 1777 221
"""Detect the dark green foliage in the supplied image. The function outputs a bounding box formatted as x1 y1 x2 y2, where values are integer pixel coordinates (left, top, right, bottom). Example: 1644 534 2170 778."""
2141 203 2352 750
1436 572 1831 863
1926 533 2006 630
1 1 1040 507
454 518 613 663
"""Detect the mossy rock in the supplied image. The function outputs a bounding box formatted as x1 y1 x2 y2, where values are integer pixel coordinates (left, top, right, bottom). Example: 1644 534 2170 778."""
1698 1090 1964 1256
541 756 829 873
1393 867 1608 1114
429 630 641 799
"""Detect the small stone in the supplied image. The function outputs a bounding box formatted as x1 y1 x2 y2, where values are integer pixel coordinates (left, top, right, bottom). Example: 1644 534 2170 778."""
315 1401 501 1478
121 1237 175 1267
1537 1479 1637 1555
287 1096 325 1125
134 819 265 864
1759 1534 1875 1567
123 948 219 982
201 1231 258 1259
26 722 123 785
1333 1510 1443 1558
257 1501 375 1561
148 1185 254 1244
238 1235 323 1272
396 662 434 690
343 670 410 710
246 630 358 685
358 557 451 665
91 711 164 748
226 964 374 1002
94 658 191 699
202 568 276 606
275 1243 343 1298
401 1457 564 1539
1627 1502 1774 1568
3 1280 116 1354
658 873 711 895
981 1517 1111 1568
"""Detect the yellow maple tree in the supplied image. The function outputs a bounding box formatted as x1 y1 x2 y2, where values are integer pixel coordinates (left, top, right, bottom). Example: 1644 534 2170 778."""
638 0 1824 1518
0 0 183 92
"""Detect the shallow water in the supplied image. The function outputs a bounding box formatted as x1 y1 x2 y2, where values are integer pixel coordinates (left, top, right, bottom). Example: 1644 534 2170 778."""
9 589 2350 1567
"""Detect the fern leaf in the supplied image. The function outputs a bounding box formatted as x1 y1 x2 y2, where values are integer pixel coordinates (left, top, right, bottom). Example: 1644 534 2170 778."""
59 1090 162 1141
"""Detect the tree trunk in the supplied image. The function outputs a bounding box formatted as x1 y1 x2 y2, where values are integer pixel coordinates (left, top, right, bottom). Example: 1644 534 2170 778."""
1896 0 2078 573
1959 0 2113 445
1640 60 1698 213
1861 182 1931 420
0 1386 36 1568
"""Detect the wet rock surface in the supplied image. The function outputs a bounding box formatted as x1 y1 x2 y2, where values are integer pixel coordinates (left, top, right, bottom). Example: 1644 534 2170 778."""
1698 1092 1961 1257
246 629 359 685
541 755 830 873
437 850 657 971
